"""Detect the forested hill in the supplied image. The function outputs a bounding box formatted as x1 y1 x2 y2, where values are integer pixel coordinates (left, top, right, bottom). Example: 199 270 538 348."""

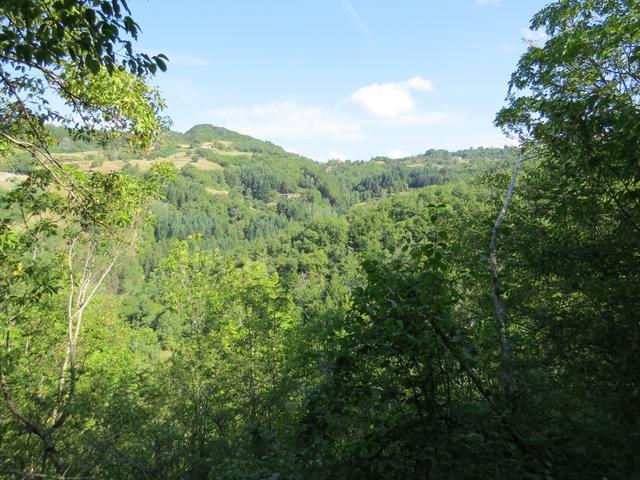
5 113 638 477
1 123 516 209
1 124 515 254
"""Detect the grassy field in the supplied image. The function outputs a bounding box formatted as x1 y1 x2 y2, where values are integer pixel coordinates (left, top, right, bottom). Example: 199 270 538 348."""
205 187 229 195
48 151 224 173
0 137 256 191
0 172 27 190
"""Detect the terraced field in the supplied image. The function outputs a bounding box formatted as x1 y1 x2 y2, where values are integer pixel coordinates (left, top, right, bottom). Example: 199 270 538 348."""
48 151 224 173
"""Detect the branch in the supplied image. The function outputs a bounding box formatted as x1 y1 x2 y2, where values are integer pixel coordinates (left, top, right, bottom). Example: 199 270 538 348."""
0 371 47 439
428 316 530 454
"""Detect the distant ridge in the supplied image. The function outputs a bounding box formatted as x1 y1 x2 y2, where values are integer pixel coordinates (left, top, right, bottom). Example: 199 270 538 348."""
184 124 288 156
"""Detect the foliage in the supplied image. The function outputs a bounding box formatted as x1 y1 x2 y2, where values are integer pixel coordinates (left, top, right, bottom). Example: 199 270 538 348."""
2 0 640 478
0 0 168 181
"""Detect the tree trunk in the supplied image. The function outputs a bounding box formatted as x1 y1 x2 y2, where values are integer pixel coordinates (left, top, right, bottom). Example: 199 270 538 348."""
489 155 522 400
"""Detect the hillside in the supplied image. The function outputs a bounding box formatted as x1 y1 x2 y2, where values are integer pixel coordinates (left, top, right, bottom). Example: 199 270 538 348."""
0 124 515 256
0 124 515 201
0 125 515 252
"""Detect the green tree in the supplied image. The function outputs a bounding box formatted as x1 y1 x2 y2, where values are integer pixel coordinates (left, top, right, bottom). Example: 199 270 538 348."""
1 0 168 193
1 2 171 473
0 163 172 474
152 238 299 478
494 0 640 475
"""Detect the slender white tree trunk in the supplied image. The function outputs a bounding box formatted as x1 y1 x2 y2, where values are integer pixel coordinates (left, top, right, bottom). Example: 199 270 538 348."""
489 155 522 399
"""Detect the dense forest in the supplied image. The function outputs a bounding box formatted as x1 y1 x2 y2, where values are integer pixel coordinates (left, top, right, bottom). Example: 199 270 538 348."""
1 0 639 478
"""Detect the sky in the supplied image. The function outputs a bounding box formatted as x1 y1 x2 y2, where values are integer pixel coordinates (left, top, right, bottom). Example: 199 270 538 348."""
133 0 549 161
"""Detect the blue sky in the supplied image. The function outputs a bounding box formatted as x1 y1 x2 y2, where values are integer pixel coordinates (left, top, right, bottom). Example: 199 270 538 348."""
134 0 549 161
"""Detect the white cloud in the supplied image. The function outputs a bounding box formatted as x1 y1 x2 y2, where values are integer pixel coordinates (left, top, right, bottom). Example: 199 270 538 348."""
387 149 408 159
476 0 500 5
200 78 456 156
405 76 434 92
329 150 348 161
350 75 434 119
203 94 455 145
522 27 548 44
351 83 414 118
205 101 363 141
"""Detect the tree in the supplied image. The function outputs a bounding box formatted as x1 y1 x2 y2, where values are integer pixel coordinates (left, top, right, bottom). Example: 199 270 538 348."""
494 0 640 475
0 164 173 474
496 0 640 214
1 0 168 193
152 238 299 478
0 1 171 474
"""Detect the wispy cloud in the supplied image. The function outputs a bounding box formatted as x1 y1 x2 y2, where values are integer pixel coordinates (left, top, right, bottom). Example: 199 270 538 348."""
405 76 434 92
351 83 414 118
200 75 457 157
343 1 375 50
205 101 364 142
329 150 348 160
476 0 501 5
387 149 408 159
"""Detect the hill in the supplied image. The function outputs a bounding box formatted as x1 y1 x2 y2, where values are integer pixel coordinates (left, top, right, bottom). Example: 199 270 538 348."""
0 124 516 253
0 125 515 204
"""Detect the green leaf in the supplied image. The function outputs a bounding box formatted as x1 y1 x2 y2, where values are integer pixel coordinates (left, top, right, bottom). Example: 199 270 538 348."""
155 57 167 72
85 55 100 74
